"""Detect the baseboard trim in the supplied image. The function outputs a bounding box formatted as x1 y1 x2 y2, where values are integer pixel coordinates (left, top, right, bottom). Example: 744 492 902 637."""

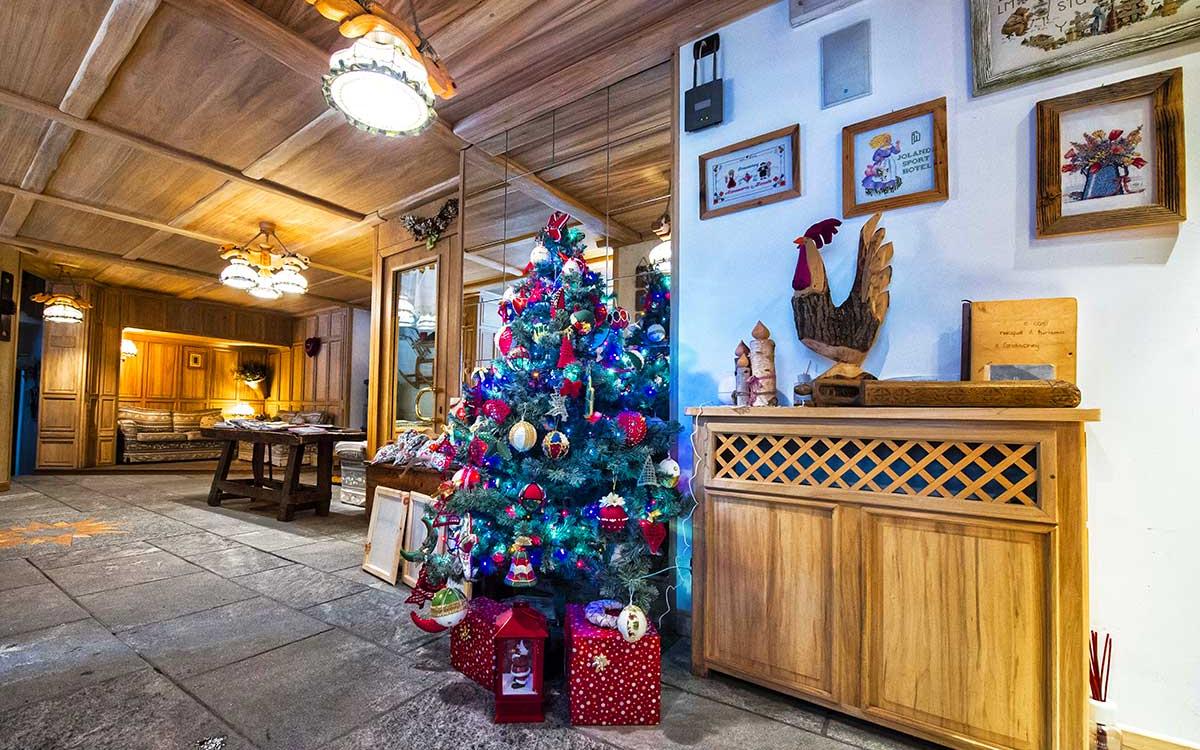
1125 729 1200 750
0 481 9 492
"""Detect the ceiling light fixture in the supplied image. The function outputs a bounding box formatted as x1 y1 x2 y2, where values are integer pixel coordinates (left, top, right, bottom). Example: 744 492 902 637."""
308 0 457 138
32 265 91 325
217 222 309 300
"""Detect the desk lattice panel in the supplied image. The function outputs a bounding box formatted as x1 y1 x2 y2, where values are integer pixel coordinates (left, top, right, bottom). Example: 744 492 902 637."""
711 433 1040 506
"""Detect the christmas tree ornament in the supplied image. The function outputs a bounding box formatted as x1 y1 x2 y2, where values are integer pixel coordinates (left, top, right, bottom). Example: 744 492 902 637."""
546 393 570 421
616 411 648 446
496 326 514 356
542 430 570 460
646 323 667 343
559 377 583 398
557 335 577 368
584 599 624 629
482 399 511 423
492 551 506 565
453 465 481 489
625 348 645 371
519 482 546 509
638 518 667 555
410 610 448 634
638 455 658 487
598 491 628 533
505 536 537 587
467 437 488 465
508 420 537 452
530 242 550 265
561 258 583 276
508 345 530 367
656 458 681 488
584 369 595 418
608 307 630 330
617 603 649 643
570 309 594 335
430 586 468 628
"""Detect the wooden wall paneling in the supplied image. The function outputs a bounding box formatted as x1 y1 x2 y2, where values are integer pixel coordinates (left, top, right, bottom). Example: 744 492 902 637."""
143 340 180 400
118 342 144 398
90 286 122 466
209 349 239 401
37 283 93 469
290 344 304 407
180 345 209 400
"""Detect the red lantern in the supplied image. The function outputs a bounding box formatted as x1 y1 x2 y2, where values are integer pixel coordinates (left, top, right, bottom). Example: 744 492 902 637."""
493 602 549 723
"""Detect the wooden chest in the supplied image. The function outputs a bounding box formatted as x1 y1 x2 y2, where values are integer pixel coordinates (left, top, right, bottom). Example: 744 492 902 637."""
686 406 1099 750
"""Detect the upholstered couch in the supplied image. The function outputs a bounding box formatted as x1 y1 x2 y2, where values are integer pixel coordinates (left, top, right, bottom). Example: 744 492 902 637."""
117 407 225 463
237 410 331 468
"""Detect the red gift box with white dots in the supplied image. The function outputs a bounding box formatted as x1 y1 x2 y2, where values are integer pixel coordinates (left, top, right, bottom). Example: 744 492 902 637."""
450 596 508 689
564 603 661 726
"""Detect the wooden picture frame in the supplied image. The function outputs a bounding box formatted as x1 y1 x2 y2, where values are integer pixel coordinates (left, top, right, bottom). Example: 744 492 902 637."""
699 125 801 220
186 351 204 369
842 97 948 218
400 490 436 588
971 0 1200 95
362 486 408 584
1036 68 1185 238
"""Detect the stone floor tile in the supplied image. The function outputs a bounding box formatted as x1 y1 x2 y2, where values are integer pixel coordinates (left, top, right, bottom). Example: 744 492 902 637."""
304 589 437 652
0 558 48 591
325 680 611 750
232 563 366 609
0 494 77 522
0 619 149 710
77 570 255 631
43 549 200 596
0 668 254 750
660 638 828 733
27 539 158 570
579 686 847 750
148 530 242 557
119 596 330 680
185 629 455 750
0 583 90 638
331 564 408 592
186 545 290 577
278 539 365 571
826 716 941 750
227 527 329 551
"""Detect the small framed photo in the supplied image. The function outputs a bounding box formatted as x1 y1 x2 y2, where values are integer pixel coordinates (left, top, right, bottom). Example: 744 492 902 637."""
842 97 948 218
1036 68 1185 238
186 351 204 369
699 125 801 220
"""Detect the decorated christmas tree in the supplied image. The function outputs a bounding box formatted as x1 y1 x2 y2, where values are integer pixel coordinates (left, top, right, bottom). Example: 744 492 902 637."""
625 257 671 419
404 212 683 623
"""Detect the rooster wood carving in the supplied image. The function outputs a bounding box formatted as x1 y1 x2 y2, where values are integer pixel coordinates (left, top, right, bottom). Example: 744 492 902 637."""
791 213 893 380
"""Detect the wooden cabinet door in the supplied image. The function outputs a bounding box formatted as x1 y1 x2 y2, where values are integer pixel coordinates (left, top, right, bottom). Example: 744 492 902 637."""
704 493 836 701
860 511 1050 750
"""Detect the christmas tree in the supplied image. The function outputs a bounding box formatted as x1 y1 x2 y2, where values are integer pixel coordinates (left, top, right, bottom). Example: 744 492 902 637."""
405 212 683 614
624 257 671 419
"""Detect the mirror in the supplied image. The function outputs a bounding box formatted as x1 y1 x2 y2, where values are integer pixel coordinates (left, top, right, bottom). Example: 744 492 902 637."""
393 260 439 429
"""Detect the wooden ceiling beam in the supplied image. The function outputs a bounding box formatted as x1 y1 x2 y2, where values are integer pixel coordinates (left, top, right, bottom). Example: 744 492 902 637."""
0 87 366 223
0 0 162 237
452 0 774 144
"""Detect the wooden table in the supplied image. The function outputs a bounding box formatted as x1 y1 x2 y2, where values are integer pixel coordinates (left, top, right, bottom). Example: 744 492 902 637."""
202 427 367 521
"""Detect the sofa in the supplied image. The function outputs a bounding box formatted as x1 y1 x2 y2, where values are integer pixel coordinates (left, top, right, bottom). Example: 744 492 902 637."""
237 410 331 468
118 407 225 463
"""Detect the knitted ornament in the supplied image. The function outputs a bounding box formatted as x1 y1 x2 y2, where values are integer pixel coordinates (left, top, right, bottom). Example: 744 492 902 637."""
542 430 570 460
482 399 511 423
616 410 648 446
598 491 628 533
557 336 577 368
504 536 536 587
430 587 468 628
453 465 481 489
520 482 546 508
508 420 537 452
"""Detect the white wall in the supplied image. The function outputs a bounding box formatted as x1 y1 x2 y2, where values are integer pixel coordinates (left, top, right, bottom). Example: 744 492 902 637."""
675 1 1200 742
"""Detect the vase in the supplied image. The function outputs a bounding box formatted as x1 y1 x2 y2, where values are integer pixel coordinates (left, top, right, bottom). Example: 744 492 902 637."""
1082 164 1125 200
1089 700 1123 750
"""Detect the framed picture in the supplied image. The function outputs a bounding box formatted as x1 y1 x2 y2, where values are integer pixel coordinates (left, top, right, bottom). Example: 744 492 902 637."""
842 97 948 218
1036 68 1185 238
186 351 204 369
699 125 801 220
362 487 408 584
971 0 1200 94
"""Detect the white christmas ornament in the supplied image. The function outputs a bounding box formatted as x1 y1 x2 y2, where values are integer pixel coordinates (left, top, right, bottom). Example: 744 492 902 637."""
656 458 681 488
561 258 582 276
530 243 550 265
617 603 649 643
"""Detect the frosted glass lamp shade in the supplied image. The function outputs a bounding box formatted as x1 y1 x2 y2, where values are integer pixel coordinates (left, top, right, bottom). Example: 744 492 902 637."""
324 30 435 137
220 259 259 290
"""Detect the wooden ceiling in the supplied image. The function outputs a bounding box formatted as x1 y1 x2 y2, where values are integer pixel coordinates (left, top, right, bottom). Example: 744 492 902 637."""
0 0 770 315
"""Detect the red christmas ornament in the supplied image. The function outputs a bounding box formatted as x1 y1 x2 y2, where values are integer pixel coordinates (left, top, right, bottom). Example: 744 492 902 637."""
492 551 506 565
598 491 629 533
453 465 481 489
594 302 607 323
497 326 514 356
508 345 530 364
551 287 566 312
520 482 546 508
608 307 630 330
616 410 648 446
638 519 667 555
560 378 583 398
467 437 488 466
482 399 511 422
557 336 577 368
546 211 571 241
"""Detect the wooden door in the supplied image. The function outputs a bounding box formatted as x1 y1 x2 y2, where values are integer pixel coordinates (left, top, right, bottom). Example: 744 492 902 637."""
859 511 1050 750
704 493 836 700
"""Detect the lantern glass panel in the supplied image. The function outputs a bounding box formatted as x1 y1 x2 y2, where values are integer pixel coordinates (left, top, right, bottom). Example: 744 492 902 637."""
499 639 538 695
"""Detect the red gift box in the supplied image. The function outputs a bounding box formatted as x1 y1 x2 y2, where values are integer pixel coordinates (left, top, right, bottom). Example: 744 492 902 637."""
564 603 661 726
451 596 508 688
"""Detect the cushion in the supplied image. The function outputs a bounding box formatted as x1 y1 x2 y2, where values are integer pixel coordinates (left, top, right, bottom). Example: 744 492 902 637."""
135 431 190 443
184 430 205 441
173 408 223 432
117 407 173 433
275 410 329 425
334 441 368 460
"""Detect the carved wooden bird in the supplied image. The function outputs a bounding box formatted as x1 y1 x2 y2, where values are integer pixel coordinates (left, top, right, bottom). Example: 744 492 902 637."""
791 213 893 380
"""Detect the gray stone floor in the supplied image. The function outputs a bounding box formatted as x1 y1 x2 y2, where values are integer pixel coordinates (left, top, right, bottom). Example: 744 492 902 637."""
0 471 937 750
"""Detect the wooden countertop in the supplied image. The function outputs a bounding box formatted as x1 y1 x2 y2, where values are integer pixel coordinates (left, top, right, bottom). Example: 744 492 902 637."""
684 405 1101 422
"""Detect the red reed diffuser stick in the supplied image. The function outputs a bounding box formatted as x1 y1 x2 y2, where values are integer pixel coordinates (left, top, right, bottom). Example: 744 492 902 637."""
1089 630 1113 702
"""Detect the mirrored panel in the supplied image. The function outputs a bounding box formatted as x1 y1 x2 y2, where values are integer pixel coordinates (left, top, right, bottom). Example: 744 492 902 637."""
393 260 439 429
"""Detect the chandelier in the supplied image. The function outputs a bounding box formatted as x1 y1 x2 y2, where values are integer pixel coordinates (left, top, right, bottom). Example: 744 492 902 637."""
31 265 91 325
308 0 457 138
218 222 309 300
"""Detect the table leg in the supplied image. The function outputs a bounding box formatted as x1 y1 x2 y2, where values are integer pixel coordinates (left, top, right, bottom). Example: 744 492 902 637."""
252 443 265 487
316 441 333 516
207 440 237 507
277 443 304 522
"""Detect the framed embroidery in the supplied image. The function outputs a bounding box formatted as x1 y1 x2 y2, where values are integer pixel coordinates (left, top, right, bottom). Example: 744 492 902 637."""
842 97 949 217
699 125 801 220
